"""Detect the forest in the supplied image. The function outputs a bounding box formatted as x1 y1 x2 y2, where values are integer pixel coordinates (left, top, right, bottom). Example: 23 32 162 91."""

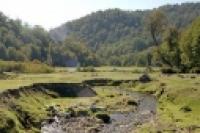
0 3 199 70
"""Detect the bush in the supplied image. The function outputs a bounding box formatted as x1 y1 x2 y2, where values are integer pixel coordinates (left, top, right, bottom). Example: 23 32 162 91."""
77 66 96 72
21 62 54 73
190 67 200 74
180 105 192 113
139 74 151 83
161 67 179 74
0 61 54 73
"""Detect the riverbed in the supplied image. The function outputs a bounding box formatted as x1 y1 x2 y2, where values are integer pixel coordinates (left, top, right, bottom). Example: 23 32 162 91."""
41 89 156 133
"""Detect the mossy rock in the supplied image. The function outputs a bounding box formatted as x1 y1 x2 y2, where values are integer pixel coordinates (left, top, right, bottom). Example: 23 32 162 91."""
76 110 90 116
95 113 110 123
139 74 151 83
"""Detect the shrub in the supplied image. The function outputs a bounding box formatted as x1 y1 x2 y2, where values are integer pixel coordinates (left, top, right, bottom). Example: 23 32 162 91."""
190 67 200 74
139 74 151 83
77 66 96 72
180 105 192 113
0 61 54 73
161 67 179 74
21 62 54 73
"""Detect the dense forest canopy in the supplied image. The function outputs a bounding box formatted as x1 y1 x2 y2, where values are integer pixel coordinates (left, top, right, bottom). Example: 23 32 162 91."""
0 2 199 67
50 3 200 66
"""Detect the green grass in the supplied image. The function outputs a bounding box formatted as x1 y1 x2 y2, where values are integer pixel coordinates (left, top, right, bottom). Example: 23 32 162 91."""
0 67 199 132
0 67 152 91
131 74 200 132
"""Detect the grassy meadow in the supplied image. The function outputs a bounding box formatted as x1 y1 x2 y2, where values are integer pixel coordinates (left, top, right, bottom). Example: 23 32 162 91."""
0 67 150 91
0 66 199 132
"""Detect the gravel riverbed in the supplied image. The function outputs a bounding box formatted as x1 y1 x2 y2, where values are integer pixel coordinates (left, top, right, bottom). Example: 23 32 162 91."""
41 90 156 133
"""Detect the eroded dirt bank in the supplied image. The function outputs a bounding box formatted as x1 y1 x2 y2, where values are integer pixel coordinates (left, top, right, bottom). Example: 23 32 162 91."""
0 83 96 99
0 83 96 132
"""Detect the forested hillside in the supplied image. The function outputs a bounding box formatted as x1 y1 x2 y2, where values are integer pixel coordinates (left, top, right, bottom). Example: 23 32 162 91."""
50 3 200 66
0 3 199 67
0 13 95 66
0 13 50 62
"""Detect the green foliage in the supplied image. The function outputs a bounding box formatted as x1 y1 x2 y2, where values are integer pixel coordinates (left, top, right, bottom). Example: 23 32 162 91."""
180 17 200 68
50 3 200 66
77 66 96 72
0 43 7 60
0 3 200 67
0 61 54 73
161 67 179 74
150 12 200 73
0 110 22 133
159 27 181 67
0 13 51 62
147 10 167 46
189 67 200 74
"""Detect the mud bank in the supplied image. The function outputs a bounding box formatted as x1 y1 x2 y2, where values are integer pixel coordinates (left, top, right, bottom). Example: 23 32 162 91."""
83 78 138 86
0 83 96 100
0 83 96 132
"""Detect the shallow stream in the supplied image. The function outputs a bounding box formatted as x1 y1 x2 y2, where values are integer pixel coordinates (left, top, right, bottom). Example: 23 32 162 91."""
41 89 157 133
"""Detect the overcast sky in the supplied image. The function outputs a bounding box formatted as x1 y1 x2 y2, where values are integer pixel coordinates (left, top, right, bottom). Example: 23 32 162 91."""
0 0 199 30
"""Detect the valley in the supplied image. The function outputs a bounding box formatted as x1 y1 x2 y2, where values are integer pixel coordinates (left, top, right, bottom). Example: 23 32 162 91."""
0 1 199 133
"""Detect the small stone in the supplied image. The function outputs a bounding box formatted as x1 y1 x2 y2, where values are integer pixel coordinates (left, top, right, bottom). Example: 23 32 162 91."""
127 100 138 106
95 113 111 124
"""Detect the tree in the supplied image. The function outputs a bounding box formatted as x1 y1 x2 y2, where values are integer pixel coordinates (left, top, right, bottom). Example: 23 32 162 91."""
7 47 26 61
180 17 200 68
47 44 53 65
0 43 7 60
148 10 167 46
147 10 173 67
160 27 181 68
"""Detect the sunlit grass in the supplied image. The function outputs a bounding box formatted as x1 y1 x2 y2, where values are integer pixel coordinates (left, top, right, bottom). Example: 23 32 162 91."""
0 67 199 132
131 74 200 132
0 67 153 91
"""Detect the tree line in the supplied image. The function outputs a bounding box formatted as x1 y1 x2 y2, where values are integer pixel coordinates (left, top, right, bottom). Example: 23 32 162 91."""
50 3 200 67
150 11 200 72
0 3 199 69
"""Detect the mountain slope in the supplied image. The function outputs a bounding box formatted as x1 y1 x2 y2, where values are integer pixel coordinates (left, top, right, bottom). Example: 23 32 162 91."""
50 3 200 45
50 2 200 66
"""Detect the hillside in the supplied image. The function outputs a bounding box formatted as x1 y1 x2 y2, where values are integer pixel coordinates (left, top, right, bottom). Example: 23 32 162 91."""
0 13 95 66
0 3 199 66
50 2 200 66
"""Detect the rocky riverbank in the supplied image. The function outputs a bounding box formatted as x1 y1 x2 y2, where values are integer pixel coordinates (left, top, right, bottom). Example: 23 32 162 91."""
41 90 156 133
